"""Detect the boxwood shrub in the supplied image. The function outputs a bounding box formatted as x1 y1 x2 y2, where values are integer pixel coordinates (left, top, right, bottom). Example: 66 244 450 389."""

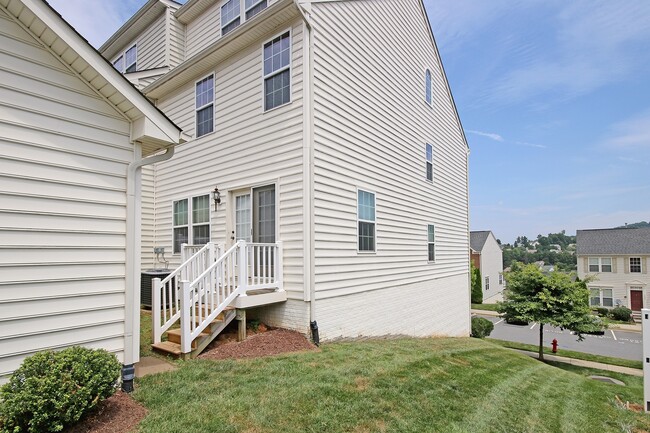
0 347 121 433
609 306 632 322
471 317 494 339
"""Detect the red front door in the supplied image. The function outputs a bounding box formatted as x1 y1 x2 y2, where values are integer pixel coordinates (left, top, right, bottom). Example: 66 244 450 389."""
631 290 643 311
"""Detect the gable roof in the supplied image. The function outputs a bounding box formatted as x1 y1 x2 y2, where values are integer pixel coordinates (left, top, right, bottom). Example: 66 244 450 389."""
99 0 180 60
470 231 492 253
576 228 650 255
2 0 184 155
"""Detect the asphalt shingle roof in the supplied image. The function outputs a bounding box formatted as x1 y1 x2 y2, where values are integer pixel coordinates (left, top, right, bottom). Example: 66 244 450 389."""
576 228 650 255
470 231 491 252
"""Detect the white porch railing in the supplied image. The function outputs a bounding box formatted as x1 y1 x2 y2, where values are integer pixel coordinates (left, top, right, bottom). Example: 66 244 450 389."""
152 240 283 354
152 242 221 344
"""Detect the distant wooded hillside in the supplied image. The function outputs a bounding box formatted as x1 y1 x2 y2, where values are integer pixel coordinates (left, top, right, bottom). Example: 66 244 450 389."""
617 221 650 229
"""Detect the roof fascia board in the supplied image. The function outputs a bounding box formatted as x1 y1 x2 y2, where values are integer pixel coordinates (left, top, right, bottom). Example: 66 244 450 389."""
21 0 182 144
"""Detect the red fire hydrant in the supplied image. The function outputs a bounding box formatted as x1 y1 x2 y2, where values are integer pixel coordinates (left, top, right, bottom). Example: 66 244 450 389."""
551 338 558 354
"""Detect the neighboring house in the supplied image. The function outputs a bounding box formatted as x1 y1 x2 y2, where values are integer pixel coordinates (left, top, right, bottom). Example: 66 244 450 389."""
99 0 471 354
0 0 184 382
470 231 504 303
577 228 650 317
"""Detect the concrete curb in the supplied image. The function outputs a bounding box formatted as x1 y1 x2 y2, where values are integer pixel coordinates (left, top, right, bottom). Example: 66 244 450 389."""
471 309 500 317
511 349 643 377
609 323 642 333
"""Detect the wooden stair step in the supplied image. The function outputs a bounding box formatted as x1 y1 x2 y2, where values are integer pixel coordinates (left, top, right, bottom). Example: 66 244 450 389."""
166 328 209 349
151 341 182 356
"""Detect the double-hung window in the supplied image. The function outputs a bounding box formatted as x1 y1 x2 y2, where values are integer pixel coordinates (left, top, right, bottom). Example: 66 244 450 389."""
630 257 642 273
245 0 267 19
125 45 137 73
263 32 291 111
485 276 490 290
425 69 432 105
221 0 241 35
427 224 435 262
196 75 214 138
358 190 376 252
588 257 612 273
425 143 433 182
499 273 504 285
173 195 210 254
589 288 613 307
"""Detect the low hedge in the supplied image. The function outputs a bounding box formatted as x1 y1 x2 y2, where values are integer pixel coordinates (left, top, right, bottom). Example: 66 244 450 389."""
471 317 494 339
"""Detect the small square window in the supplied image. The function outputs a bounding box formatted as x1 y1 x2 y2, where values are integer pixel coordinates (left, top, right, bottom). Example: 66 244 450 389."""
630 257 641 273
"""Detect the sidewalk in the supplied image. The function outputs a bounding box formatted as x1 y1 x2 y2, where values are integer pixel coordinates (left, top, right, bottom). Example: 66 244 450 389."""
512 349 643 377
470 309 642 332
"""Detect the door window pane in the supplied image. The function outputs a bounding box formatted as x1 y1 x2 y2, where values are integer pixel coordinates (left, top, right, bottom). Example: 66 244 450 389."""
235 194 252 242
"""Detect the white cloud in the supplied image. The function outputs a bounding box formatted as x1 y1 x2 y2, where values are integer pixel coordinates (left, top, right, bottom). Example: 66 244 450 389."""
603 110 650 148
467 130 503 142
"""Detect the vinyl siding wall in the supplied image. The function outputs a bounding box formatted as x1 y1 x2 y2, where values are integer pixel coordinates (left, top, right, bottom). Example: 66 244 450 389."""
184 0 284 61
167 6 185 68
112 11 167 72
151 19 308 330
310 0 469 337
0 11 132 380
479 234 504 304
577 255 650 311
141 165 156 269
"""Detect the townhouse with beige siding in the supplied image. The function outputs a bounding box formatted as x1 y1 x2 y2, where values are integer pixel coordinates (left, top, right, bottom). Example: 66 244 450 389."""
470 231 504 303
101 0 471 356
577 228 650 320
0 0 183 383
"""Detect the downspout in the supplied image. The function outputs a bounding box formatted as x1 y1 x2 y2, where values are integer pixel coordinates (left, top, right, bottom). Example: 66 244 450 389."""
465 146 471 336
294 0 318 345
123 144 175 392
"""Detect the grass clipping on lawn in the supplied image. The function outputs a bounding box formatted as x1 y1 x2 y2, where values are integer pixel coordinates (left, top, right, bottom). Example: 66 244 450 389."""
132 338 650 433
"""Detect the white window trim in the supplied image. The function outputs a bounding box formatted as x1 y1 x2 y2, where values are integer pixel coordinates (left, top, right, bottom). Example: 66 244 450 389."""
427 224 435 263
262 29 292 113
220 0 268 36
124 44 137 73
172 194 211 255
630 257 642 273
357 188 376 254
245 0 267 16
425 143 433 183
112 44 137 73
220 0 241 35
499 273 504 286
588 257 612 273
425 68 432 106
195 73 215 139
485 276 490 291
589 286 614 308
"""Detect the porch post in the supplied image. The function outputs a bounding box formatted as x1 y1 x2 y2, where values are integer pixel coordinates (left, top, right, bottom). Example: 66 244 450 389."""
180 280 192 354
276 241 284 291
152 277 162 344
238 241 248 294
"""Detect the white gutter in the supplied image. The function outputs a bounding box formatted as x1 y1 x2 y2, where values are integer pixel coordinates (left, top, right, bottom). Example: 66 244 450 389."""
124 144 176 367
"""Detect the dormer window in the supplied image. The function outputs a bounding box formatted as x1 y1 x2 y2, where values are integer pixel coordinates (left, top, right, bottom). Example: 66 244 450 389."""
125 45 137 73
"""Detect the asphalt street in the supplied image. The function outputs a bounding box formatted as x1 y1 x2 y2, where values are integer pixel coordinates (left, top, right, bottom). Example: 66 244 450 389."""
475 313 643 361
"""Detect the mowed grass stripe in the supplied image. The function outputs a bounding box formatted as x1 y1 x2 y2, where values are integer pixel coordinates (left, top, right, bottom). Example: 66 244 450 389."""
134 338 646 433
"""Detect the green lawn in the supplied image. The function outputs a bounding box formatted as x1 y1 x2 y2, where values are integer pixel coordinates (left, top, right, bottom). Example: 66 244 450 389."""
471 303 499 312
133 337 648 433
488 338 643 370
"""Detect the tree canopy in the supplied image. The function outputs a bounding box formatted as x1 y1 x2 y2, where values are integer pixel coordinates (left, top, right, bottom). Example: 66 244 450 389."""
497 263 594 360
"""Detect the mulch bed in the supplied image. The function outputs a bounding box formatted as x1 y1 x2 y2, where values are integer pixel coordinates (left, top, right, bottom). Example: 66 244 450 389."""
64 324 313 433
64 392 146 433
199 327 317 360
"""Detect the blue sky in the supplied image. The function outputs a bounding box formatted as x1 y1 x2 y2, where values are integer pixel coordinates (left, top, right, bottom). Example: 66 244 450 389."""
49 0 650 243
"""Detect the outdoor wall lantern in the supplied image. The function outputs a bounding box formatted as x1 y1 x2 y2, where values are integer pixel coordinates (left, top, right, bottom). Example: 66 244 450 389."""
212 186 221 210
